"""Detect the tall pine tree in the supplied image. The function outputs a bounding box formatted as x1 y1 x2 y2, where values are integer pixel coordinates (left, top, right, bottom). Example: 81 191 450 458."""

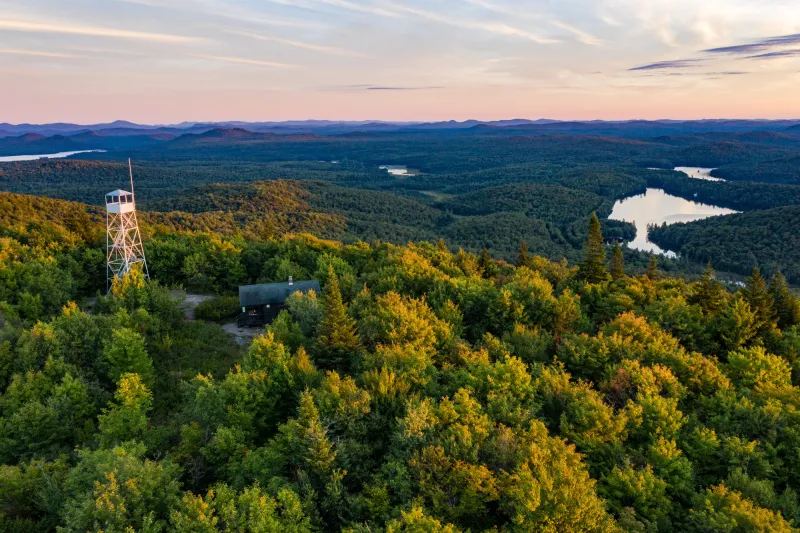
742 267 775 331
479 248 492 277
690 263 726 315
516 241 530 267
609 242 625 280
316 264 360 370
647 254 659 281
580 213 608 283
768 270 800 329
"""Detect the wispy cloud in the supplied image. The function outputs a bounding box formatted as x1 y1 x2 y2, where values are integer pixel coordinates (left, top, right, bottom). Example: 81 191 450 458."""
310 0 400 17
385 0 558 44
746 49 800 60
0 19 201 43
367 86 444 90
191 54 299 68
705 33 800 55
320 84 444 91
629 59 705 71
0 48 82 59
229 30 365 57
551 21 601 46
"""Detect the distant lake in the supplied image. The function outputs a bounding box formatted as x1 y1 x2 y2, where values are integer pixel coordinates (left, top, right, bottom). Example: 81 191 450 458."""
674 167 724 182
0 150 106 162
380 165 419 177
609 188 738 257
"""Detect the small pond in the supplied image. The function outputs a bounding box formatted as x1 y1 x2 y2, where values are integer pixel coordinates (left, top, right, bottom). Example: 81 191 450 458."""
380 165 419 177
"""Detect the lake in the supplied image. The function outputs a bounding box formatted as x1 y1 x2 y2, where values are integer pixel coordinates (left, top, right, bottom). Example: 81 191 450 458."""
674 167 724 182
0 150 106 162
379 165 418 177
609 188 738 257
648 167 725 182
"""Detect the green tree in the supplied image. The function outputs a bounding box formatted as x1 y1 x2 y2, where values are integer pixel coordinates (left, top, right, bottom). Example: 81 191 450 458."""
647 254 659 281
768 270 800 329
717 296 760 351
479 248 492 277
609 242 625 280
60 442 181 533
580 213 608 284
102 327 154 385
316 265 360 370
384 505 462 533
690 484 795 533
170 484 312 533
516 241 530 267
691 263 726 315
742 268 775 331
97 373 153 446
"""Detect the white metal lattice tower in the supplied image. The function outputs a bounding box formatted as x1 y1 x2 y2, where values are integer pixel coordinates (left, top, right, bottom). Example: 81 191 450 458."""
106 159 149 292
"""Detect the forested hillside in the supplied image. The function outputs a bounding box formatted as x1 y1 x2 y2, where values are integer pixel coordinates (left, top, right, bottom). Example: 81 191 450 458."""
649 206 800 284
1 190 800 532
1 126 799 284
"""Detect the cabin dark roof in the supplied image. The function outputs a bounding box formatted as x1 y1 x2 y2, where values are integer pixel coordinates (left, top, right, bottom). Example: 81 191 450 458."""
239 280 321 307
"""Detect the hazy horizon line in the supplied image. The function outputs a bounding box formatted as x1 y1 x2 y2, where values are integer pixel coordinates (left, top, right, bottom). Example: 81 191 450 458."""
4 116 800 128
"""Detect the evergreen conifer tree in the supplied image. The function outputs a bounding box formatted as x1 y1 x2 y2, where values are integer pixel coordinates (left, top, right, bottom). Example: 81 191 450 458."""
647 254 659 281
317 264 360 370
580 213 608 283
609 242 625 280
768 270 800 329
516 241 529 267
479 247 495 278
691 263 726 315
742 267 775 330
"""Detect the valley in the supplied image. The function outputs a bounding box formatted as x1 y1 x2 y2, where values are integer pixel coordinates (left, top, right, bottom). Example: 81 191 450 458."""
2 119 799 281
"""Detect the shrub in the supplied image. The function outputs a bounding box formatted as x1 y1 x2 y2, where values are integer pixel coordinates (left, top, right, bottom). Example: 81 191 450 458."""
194 295 241 322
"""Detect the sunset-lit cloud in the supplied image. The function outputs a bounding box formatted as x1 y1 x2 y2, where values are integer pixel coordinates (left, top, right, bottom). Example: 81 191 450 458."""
0 48 82 59
229 31 365 57
0 0 798 123
191 54 300 69
0 19 201 43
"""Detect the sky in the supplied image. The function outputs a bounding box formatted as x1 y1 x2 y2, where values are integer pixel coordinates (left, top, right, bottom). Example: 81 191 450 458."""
1 0 800 124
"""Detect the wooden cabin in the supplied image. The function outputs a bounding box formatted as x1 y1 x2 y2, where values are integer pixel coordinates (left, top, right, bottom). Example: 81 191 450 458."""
238 277 321 327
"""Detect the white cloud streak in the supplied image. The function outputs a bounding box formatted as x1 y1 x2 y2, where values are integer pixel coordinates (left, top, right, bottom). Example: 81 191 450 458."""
0 48 82 58
384 1 558 44
311 0 400 17
0 19 201 43
230 30 365 57
551 21 602 45
191 54 300 69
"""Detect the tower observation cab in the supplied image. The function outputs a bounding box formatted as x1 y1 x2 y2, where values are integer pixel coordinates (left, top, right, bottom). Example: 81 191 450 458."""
105 160 149 292
106 190 135 213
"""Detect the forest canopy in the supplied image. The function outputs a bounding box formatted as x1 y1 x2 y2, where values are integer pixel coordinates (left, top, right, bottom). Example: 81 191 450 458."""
1 188 799 532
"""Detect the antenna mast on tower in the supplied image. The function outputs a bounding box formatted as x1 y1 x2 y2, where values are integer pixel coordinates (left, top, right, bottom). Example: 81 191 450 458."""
105 159 149 292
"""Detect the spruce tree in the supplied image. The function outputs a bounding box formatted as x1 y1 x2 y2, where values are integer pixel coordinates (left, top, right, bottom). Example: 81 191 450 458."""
742 267 775 331
317 264 360 370
691 263 726 315
580 213 608 283
479 248 491 277
516 241 530 267
768 270 800 329
647 254 659 281
609 241 625 280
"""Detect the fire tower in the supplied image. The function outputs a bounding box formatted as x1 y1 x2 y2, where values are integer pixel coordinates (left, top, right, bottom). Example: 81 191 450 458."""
106 159 148 292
